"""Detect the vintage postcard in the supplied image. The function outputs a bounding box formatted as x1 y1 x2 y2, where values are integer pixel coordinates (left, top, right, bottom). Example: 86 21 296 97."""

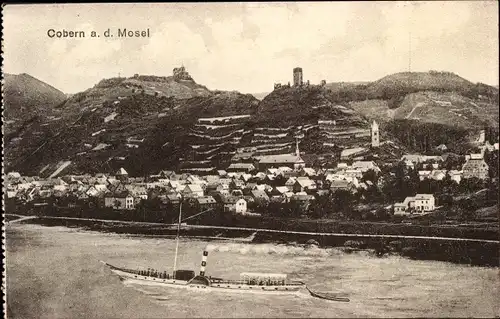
2 2 499 318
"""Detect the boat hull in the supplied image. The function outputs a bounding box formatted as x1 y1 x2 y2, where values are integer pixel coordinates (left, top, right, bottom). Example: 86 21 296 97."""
105 263 305 295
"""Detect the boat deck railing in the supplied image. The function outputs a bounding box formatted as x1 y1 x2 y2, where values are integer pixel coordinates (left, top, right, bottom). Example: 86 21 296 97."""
107 263 304 286
108 263 173 279
210 278 304 287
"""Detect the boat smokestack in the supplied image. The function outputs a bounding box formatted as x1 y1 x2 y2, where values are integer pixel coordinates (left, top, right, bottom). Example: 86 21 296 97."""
200 250 208 276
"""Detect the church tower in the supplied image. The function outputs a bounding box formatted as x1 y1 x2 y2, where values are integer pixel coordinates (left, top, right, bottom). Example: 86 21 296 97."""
478 129 486 144
371 120 380 148
295 138 301 157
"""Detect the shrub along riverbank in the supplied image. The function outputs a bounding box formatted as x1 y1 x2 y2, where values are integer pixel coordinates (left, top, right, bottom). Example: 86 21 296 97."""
9 200 498 241
11 215 499 267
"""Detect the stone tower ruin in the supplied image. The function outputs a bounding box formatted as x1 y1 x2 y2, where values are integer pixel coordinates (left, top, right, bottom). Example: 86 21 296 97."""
293 67 303 87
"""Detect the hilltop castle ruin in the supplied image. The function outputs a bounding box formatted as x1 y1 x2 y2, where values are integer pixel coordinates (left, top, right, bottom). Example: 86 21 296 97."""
273 67 325 90
173 65 193 81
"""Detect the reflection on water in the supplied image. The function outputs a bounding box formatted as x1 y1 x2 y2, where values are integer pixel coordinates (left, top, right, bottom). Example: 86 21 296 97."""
5 224 500 318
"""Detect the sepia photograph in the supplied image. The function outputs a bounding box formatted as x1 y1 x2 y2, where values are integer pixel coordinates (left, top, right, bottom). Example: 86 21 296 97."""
2 2 499 318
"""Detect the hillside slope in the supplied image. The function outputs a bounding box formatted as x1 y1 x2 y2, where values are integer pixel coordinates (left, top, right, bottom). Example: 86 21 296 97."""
348 91 499 129
322 72 499 129
3 73 67 135
3 73 67 118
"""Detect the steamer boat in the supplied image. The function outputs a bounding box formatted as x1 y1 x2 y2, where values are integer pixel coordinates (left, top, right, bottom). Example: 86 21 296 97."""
102 199 348 301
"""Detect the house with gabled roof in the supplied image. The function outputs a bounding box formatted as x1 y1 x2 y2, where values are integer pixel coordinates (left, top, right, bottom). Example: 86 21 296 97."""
164 193 182 205
182 184 204 198
187 175 204 185
340 147 368 161
222 196 247 214
116 167 129 179
351 161 381 173
264 174 276 185
240 173 253 182
194 196 217 211
159 170 176 178
448 170 462 184
126 185 148 201
329 180 356 193
251 190 269 203
204 175 221 185
230 179 245 190
394 194 435 215
7 171 21 180
86 184 109 197
227 163 256 173
462 154 489 180
418 170 432 181
217 170 228 177
270 186 294 202
300 167 317 178
231 189 244 197
104 190 135 210
285 177 297 187
245 182 258 191
266 168 279 176
429 170 447 181
255 184 272 193
293 177 317 193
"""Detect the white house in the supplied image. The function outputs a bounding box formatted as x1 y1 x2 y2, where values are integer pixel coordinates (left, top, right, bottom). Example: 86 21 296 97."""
7 172 21 179
429 170 447 181
448 170 463 184
293 177 317 193
394 194 435 215
418 170 432 181
285 177 297 187
235 198 247 214
223 196 247 214
86 184 108 197
104 191 135 210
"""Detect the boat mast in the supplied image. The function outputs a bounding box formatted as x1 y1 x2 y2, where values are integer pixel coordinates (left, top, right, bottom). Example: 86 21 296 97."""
172 199 182 275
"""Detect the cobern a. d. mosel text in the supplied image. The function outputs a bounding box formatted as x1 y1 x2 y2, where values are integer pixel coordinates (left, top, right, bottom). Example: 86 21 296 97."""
47 28 150 38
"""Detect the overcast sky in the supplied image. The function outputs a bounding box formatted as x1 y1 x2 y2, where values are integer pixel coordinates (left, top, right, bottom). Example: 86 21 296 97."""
3 2 498 94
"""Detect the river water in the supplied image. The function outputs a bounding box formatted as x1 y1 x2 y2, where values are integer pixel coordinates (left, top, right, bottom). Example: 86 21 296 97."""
5 223 500 318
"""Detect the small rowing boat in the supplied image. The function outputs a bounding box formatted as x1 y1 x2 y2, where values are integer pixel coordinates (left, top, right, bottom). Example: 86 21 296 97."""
305 286 350 302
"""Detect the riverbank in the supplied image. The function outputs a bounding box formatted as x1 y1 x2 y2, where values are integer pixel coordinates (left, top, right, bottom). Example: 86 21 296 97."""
9 215 499 267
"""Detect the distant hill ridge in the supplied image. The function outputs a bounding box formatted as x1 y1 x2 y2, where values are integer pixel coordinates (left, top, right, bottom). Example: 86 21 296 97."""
3 73 67 120
326 71 498 101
